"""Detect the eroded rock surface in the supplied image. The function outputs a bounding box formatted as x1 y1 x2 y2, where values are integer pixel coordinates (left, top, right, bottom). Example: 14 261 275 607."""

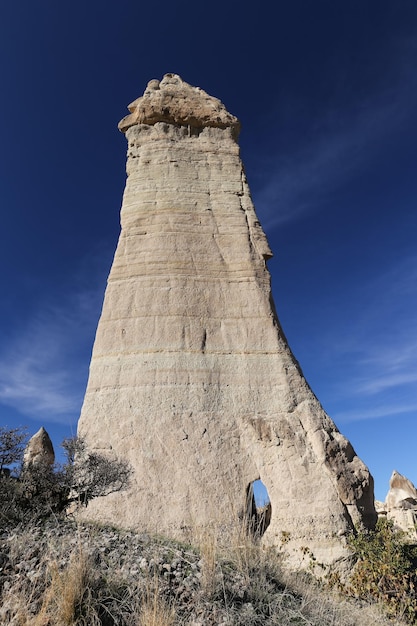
118 73 240 137
382 470 417 539
78 74 376 570
23 427 55 468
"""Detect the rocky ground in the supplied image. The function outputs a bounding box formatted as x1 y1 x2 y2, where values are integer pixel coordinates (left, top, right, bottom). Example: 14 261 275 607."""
0 518 406 626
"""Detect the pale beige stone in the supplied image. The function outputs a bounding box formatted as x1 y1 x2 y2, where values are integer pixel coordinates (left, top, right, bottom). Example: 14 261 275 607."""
118 73 240 137
388 508 417 540
384 470 417 539
78 74 376 571
386 470 417 510
23 427 55 467
374 499 387 515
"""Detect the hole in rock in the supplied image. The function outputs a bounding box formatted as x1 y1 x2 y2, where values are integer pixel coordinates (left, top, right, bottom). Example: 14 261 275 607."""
245 479 271 538
253 479 270 507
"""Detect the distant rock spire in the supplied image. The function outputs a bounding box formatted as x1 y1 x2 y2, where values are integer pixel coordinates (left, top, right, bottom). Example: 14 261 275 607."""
380 470 417 540
23 427 55 467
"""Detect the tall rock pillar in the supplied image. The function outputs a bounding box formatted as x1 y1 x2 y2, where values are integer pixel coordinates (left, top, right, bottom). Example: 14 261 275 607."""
78 74 375 569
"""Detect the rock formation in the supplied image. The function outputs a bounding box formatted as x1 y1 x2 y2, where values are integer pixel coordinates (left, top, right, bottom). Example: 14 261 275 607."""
78 74 376 570
23 427 55 468
377 471 417 540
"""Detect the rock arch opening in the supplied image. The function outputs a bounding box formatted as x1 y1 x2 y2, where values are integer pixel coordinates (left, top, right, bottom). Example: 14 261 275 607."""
245 479 271 538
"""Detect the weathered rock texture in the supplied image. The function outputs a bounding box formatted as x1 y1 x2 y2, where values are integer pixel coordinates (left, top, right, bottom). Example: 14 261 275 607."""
23 427 55 468
378 470 417 540
78 74 376 569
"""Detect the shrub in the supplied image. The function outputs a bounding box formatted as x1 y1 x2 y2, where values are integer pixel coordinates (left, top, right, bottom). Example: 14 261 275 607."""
346 517 417 622
0 426 28 472
62 436 132 507
0 426 132 528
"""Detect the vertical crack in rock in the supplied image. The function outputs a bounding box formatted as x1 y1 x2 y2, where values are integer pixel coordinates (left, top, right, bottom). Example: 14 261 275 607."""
78 74 376 572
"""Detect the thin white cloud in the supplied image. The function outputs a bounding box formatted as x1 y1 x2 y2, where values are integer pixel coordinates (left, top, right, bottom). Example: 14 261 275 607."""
253 53 417 229
336 402 417 424
348 331 417 396
353 260 416 378
313 254 417 420
357 372 417 396
0 281 104 424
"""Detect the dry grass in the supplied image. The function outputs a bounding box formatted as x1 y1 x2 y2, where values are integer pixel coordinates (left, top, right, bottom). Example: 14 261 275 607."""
0 520 413 626
34 553 95 626
137 578 175 626
190 516 410 626
194 525 219 597
8 549 99 626
281 569 405 626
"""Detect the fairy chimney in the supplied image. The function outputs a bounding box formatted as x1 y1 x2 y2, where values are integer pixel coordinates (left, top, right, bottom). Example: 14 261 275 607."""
78 74 376 570
23 427 55 468
383 470 417 540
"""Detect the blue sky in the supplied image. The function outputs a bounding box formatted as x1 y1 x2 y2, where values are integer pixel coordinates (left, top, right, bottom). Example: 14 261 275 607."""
1 2 416 502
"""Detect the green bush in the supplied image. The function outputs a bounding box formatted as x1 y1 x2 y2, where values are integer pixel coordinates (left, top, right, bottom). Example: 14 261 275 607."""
0 426 132 528
347 517 417 622
0 426 28 471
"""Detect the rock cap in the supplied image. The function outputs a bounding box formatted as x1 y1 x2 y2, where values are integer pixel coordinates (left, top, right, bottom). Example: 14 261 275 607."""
118 73 240 137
